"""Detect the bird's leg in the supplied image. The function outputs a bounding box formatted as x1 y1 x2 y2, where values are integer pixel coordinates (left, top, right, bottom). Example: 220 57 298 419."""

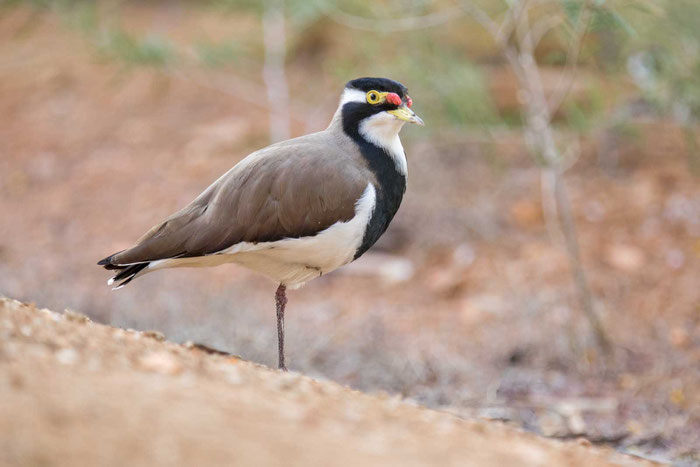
275 284 288 371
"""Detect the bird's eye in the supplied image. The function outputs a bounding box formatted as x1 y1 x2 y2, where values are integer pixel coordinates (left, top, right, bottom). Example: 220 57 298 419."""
366 90 381 105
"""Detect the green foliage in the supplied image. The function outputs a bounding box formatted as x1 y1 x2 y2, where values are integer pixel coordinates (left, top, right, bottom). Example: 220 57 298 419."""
3 0 97 13
7 0 176 67
287 0 322 29
62 0 98 34
2 0 54 8
195 39 243 68
590 6 635 35
324 0 437 18
561 0 585 23
624 0 700 121
560 83 604 132
9 0 699 133
431 63 498 127
208 0 321 28
208 0 263 14
95 29 174 67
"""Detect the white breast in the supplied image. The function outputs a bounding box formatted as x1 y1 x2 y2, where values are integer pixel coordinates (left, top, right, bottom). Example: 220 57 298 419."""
147 183 377 288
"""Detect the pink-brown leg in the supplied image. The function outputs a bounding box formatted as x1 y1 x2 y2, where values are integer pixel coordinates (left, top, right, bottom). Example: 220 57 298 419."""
275 284 288 371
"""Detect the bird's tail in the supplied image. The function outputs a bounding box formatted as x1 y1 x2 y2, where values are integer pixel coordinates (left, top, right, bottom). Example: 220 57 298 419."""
98 253 150 289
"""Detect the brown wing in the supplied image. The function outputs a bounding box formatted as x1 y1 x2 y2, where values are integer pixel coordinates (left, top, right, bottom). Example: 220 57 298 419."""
107 136 369 265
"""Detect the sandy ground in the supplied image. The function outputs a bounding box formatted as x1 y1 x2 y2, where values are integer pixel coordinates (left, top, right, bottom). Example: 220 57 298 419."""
0 297 663 467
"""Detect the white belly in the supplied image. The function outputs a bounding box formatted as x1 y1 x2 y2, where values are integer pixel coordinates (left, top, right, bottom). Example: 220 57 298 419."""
147 183 377 288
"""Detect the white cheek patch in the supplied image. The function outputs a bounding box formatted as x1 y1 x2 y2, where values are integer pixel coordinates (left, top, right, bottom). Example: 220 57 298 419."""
358 112 408 176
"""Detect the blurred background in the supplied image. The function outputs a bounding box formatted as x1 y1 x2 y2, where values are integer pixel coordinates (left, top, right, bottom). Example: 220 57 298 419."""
0 0 698 463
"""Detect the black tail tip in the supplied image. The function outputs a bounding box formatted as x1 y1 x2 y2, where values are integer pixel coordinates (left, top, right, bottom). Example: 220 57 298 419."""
110 262 149 288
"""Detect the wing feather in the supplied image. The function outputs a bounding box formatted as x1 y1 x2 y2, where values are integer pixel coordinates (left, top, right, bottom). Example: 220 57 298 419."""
109 136 368 266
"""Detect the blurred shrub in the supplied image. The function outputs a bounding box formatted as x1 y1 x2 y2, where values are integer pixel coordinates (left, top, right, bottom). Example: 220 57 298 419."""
96 29 174 67
7 0 700 139
395 52 498 128
624 0 700 122
617 0 700 171
195 39 243 68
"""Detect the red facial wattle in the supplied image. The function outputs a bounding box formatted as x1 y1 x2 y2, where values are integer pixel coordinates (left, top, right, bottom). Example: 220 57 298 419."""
386 93 402 106
406 96 413 108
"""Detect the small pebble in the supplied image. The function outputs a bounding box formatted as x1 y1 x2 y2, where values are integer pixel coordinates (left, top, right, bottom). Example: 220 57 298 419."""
56 348 78 365
223 366 242 385
274 372 300 391
138 351 181 375
63 309 91 323
143 330 165 342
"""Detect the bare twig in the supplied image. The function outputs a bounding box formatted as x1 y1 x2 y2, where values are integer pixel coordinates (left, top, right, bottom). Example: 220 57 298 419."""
525 15 565 49
540 169 566 249
455 0 500 39
547 0 594 115
495 1 522 46
463 1 611 354
509 4 610 354
549 169 611 353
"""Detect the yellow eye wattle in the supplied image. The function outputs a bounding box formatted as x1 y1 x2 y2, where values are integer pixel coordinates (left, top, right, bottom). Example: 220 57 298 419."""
366 90 381 104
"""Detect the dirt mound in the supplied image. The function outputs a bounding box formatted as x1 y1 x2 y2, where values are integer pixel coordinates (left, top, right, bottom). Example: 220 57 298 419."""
0 297 658 466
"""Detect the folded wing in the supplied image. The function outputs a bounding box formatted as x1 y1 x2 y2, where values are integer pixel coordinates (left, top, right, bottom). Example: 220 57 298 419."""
102 140 368 267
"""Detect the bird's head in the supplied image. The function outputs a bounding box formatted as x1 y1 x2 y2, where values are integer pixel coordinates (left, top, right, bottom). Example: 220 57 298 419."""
338 77 423 147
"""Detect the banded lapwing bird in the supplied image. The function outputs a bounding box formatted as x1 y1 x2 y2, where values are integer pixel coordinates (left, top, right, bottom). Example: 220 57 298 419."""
99 77 423 370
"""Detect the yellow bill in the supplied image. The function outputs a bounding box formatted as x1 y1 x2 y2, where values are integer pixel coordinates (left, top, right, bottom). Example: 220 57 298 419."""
388 105 425 126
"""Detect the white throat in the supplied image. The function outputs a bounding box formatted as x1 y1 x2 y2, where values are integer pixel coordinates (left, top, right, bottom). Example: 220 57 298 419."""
358 113 408 176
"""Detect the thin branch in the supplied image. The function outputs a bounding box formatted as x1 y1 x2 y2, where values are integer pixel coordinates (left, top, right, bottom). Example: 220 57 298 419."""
456 1 528 83
525 14 565 49
550 170 612 353
516 1 536 55
495 1 521 46
507 2 610 355
547 0 594 115
455 0 500 39
540 169 566 250
501 44 527 84
493 0 532 47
